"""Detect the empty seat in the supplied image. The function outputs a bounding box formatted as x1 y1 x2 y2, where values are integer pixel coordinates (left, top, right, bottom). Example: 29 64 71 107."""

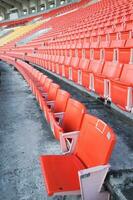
110 64 133 111
50 98 86 140
45 89 71 122
64 56 72 78
94 61 123 97
40 114 116 198
36 78 53 102
40 83 60 110
110 39 126 48
69 56 80 81
82 59 104 90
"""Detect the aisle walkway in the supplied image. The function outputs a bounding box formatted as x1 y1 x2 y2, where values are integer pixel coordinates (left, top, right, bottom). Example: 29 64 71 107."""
0 62 61 200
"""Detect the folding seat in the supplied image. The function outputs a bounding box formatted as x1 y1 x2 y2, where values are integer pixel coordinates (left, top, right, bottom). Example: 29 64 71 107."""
125 38 133 48
105 25 114 34
54 55 60 74
125 20 133 31
120 31 130 40
76 58 90 85
58 55 65 75
40 114 116 199
110 39 126 48
71 39 77 57
63 56 72 78
38 78 53 104
41 83 60 114
76 39 83 58
94 49 123 97
44 54 49 69
90 36 99 49
83 59 104 90
81 47 100 87
118 48 130 64
48 54 54 72
49 98 86 140
109 32 117 41
110 64 133 111
114 22 126 33
69 56 80 81
44 89 70 122
82 38 90 59
99 39 110 48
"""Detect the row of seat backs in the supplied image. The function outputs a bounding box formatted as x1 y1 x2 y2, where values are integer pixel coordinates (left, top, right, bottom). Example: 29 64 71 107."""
34 47 132 64
16 59 116 168
27 52 133 85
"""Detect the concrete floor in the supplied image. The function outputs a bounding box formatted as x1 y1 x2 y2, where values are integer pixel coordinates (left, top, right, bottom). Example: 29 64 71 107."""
0 61 133 200
0 61 64 200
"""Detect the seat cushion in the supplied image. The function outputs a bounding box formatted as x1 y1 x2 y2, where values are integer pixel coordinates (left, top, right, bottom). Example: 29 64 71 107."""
40 155 85 196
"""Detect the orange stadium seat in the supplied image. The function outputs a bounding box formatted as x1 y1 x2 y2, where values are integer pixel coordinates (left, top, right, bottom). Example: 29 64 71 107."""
49 98 86 140
110 64 133 111
40 114 116 198
45 89 71 122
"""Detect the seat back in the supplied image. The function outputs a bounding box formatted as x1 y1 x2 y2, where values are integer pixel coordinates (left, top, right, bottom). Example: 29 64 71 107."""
102 61 123 78
53 89 71 113
43 78 53 93
58 56 64 64
119 48 130 64
89 60 104 74
120 64 133 84
70 57 80 68
79 58 90 70
110 39 126 48
75 114 116 167
40 75 47 85
47 83 60 101
62 98 86 132
64 56 72 66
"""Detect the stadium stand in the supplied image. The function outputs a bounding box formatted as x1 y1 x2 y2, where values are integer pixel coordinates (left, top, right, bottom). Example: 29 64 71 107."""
0 0 133 199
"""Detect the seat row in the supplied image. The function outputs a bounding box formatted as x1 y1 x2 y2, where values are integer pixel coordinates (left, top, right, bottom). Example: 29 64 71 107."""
18 46 132 113
0 55 116 199
3 45 133 113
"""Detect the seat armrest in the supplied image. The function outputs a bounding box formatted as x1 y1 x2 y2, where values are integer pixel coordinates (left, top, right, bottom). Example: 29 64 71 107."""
54 112 64 120
60 131 80 154
47 101 55 105
46 101 55 109
78 164 110 200
41 92 48 97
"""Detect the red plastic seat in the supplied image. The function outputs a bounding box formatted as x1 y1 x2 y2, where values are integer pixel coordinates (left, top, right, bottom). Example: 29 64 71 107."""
77 58 90 85
58 55 65 75
64 56 72 78
125 39 133 48
82 59 104 89
40 83 60 109
37 78 53 101
110 39 126 48
50 98 86 140
94 61 123 97
45 89 70 122
40 114 116 197
70 56 80 82
110 64 133 111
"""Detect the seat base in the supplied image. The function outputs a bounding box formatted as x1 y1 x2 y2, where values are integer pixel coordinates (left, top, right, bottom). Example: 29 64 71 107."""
40 155 85 196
